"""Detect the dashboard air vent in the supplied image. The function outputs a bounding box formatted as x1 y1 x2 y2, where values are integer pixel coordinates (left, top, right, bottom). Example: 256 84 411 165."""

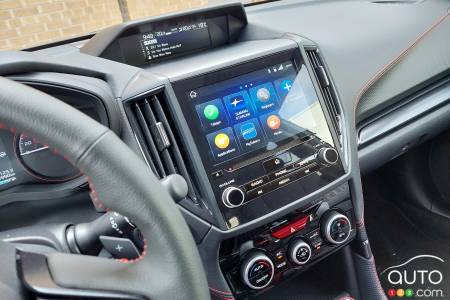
126 90 199 203
305 48 342 142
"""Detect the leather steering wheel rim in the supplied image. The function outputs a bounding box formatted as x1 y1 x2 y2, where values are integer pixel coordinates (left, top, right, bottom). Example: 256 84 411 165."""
0 77 210 300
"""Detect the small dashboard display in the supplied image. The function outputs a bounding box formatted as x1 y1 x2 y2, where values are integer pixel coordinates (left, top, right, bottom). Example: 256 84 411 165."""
0 138 17 190
138 21 211 63
178 55 333 169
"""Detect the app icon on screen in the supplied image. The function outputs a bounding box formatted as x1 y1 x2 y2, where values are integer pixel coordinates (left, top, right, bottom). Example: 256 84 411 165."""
228 95 246 111
234 118 265 152
214 133 230 149
249 82 279 113
280 79 293 93
223 91 254 123
204 104 219 121
274 77 298 100
260 112 284 141
267 115 281 130
256 87 271 102
206 127 239 162
240 122 258 140
195 98 228 131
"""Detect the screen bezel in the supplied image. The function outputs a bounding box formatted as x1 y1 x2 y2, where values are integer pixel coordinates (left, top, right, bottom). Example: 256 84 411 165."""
172 48 339 174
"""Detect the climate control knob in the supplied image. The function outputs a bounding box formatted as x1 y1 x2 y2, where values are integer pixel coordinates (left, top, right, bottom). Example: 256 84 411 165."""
240 251 274 290
288 239 312 265
321 211 351 245
317 147 339 166
222 186 245 208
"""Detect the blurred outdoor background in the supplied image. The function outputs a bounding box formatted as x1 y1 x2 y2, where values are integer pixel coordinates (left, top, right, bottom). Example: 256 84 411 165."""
0 0 263 50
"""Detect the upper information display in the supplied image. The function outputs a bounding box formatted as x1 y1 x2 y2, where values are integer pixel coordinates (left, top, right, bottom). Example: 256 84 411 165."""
139 21 211 62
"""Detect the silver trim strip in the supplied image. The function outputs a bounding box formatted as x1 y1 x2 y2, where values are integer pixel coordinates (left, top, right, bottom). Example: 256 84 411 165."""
358 81 450 146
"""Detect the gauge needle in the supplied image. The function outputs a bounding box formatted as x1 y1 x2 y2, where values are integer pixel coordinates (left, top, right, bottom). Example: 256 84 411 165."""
20 146 49 156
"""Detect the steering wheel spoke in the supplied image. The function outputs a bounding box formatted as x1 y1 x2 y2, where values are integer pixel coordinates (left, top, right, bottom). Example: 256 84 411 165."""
0 77 210 300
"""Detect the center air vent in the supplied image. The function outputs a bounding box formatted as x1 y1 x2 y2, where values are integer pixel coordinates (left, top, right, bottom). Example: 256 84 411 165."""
126 90 199 203
305 48 342 144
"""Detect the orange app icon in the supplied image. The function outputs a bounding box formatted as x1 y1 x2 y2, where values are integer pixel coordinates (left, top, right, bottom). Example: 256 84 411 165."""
267 115 281 130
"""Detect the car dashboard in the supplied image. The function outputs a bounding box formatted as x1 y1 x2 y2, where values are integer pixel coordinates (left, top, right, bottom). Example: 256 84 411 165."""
0 1 449 299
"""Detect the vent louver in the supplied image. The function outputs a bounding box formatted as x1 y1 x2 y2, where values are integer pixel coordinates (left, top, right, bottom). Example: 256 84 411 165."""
305 48 342 142
127 90 199 204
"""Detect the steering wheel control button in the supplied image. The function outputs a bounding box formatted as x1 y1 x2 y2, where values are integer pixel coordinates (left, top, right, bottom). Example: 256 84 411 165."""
270 215 309 239
222 186 245 208
317 147 339 166
288 239 312 265
321 211 351 245
99 236 140 259
241 252 274 290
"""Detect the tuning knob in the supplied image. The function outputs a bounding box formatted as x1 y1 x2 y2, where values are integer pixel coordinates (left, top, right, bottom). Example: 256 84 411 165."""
317 147 338 165
288 239 312 265
240 251 274 290
321 211 351 245
222 186 245 208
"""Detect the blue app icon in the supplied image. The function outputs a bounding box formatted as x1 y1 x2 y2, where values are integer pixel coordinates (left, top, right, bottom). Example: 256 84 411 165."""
249 82 279 113
240 121 257 140
280 79 293 94
274 77 298 100
233 118 266 152
228 95 246 111
223 91 254 123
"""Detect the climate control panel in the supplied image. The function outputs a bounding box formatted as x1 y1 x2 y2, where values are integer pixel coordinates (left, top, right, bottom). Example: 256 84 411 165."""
219 197 355 297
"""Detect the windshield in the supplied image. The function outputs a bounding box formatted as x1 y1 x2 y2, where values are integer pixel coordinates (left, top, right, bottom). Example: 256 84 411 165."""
0 0 265 51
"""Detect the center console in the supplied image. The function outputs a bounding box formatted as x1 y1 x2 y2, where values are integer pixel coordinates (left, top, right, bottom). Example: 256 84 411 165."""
171 45 354 297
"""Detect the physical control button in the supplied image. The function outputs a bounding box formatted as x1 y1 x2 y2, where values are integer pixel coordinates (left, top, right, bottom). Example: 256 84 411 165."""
99 236 140 259
316 147 339 166
321 211 351 245
270 215 309 239
288 239 312 265
240 251 274 290
222 186 245 208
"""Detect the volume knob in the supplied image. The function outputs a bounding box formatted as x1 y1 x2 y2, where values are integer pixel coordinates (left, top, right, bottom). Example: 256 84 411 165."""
222 186 245 208
317 147 339 166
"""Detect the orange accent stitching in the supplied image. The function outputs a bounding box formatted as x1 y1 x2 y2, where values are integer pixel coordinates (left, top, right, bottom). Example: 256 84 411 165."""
353 13 450 226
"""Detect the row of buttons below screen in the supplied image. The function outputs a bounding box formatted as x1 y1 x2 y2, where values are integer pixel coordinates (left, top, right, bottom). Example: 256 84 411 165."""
196 79 295 132
206 112 285 162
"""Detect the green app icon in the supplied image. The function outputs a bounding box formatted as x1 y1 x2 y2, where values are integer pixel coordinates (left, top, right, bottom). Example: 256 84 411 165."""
204 104 219 121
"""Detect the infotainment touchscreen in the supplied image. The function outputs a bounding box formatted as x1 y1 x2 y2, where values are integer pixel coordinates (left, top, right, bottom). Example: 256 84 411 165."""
177 53 333 170
173 49 344 227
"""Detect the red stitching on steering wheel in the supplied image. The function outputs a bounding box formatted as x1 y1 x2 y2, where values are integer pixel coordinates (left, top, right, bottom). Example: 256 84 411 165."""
0 122 148 263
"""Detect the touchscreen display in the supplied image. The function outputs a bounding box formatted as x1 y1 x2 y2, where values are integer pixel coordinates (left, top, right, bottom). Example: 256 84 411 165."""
182 58 333 169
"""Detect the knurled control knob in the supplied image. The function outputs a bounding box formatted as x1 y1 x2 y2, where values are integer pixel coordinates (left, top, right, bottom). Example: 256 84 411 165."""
288 239 312 265
321 211 351 245
240 251 275 290
317 147 339 166
222 186 245 208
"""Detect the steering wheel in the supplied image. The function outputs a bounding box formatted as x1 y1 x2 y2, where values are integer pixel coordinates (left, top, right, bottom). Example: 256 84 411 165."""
0 77 210 300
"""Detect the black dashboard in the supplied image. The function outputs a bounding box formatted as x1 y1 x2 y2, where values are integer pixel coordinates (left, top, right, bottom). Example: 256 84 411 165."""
0 1 449 299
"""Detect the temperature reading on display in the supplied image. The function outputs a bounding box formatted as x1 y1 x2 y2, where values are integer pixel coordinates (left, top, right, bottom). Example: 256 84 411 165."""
140 21 211 62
